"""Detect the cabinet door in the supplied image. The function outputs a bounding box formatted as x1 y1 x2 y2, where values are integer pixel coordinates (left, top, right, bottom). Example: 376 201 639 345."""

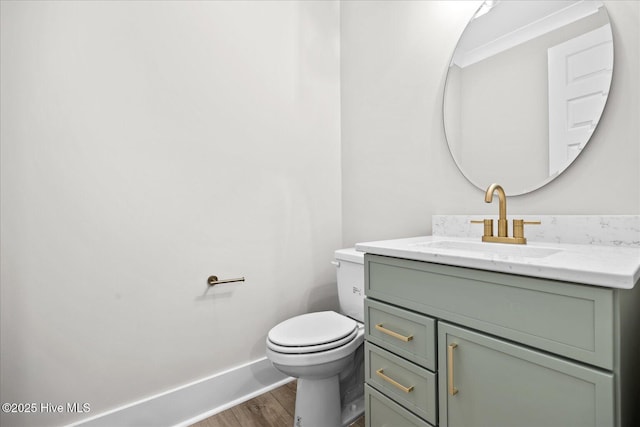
438 322 614 427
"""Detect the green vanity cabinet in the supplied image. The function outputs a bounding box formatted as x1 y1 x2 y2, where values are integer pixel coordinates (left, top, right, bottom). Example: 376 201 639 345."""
363 254 640 427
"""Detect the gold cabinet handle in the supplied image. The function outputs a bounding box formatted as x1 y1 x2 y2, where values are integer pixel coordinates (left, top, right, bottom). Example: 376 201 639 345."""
375 324 413 342
376 368 414 393
448 343 458 396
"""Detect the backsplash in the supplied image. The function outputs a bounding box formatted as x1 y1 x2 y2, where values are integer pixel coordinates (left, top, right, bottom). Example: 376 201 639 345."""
433 215 640 248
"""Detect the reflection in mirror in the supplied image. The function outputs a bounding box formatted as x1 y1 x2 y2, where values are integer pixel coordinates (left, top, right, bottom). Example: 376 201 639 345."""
443 1 613 195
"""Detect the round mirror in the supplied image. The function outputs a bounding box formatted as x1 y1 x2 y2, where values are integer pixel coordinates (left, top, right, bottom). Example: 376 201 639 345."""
443 1 613 195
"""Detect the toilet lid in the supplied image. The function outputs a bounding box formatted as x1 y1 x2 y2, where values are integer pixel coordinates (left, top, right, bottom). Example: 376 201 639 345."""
268 311 357 348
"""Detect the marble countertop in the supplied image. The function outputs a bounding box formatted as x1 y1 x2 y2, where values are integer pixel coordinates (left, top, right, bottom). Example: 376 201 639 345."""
356 235 640 289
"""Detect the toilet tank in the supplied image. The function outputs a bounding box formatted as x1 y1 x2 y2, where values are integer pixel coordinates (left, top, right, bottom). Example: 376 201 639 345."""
334 248 365 323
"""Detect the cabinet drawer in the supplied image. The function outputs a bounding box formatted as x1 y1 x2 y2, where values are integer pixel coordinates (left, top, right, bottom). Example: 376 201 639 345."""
366 384 433 427
365 254 614 369
365 342 437 425
365 298 436 370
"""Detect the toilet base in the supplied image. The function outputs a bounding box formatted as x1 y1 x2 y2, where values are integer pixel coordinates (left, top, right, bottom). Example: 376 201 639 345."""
294 376 341 427
293 376 364 427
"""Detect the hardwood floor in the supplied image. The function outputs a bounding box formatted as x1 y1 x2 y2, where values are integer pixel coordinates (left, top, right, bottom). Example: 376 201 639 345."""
190 380 365 427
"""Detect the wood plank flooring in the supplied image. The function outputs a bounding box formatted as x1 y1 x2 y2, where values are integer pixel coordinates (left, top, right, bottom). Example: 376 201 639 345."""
191 380 365 427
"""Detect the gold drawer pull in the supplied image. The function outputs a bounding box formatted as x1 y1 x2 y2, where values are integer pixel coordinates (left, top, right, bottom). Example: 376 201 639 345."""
375 323 414 342
376 368 414 393
448 343 458 396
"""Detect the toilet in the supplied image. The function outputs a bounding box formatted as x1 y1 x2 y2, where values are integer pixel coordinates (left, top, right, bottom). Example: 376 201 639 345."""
266 248 365 427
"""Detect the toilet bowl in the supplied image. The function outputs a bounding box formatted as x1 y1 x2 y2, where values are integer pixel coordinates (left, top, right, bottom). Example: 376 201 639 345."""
266 248 365 427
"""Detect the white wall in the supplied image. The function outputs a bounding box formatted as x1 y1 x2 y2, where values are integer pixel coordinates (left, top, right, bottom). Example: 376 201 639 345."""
342 0 640 246
0 2 341 426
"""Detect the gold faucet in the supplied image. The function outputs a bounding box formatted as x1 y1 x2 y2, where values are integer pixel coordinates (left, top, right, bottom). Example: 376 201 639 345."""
485 183 508 238
471 183 540 244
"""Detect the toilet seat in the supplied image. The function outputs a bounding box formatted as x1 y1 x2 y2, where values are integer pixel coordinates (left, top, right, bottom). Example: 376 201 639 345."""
267 311 358 354
266 324 365 369
268 328 358 354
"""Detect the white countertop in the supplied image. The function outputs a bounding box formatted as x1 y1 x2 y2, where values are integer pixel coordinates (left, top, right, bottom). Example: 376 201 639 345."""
356 236 640 289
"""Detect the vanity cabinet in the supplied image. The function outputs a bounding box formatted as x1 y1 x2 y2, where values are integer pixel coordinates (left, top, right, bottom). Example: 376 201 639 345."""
363 254 640 427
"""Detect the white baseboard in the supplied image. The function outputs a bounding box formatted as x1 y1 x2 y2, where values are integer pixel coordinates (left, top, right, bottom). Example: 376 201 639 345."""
71 357 292 427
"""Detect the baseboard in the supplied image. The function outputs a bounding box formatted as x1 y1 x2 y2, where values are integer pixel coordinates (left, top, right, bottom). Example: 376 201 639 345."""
71 357 292 427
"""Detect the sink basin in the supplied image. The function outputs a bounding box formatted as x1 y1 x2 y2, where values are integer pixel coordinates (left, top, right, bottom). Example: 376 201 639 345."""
410 240 563 258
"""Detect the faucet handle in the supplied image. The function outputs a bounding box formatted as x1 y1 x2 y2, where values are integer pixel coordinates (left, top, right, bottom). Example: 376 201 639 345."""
513 219 541 239
471 219 494 237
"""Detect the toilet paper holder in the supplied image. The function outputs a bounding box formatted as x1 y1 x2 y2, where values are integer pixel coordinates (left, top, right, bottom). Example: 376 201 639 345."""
207 276 245 286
